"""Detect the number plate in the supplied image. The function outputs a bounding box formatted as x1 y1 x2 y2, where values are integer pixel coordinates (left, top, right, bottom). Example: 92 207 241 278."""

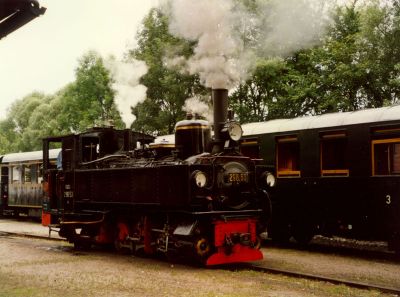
227 172 249 183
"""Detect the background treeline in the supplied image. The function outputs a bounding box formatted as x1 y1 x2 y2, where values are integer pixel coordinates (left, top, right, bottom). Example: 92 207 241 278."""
1 0 400 154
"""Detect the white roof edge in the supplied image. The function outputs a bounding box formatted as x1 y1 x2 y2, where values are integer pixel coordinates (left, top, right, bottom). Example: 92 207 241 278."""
1 148 61 164
242 105 400 136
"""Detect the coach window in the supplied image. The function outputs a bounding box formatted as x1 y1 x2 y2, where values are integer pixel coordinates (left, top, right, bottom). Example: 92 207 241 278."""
240 138 260 159
276 136 300 177
320 132 349 177
38 164 44 184
30 164 38 183
11 166 22 183
372 138 400 175
23 165 32 183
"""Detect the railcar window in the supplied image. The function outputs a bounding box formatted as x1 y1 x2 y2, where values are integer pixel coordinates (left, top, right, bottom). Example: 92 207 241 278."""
24 165 31 183
394 144 400 173
30 164 38 183
11 166 22 183
0 167 7 185
240 139 260 159
320 134 349 177
276 136 300 177
38 164 44 184
372 139 400 175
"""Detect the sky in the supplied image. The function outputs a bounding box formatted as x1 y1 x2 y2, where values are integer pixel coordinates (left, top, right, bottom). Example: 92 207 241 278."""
0 0 158 119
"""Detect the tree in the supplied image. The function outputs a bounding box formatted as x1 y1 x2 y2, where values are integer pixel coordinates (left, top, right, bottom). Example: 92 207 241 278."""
231 1 400 121
0 51 124 153
230 59 287 122
128 8 206 135
1 92 51 151
58 51 124 132
359 0 400 106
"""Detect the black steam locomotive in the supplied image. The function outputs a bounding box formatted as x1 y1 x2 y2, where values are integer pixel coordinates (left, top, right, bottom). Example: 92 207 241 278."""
42 89 275 265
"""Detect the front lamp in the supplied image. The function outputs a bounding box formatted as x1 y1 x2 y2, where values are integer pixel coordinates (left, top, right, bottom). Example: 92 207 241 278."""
264 172 276 187
193 171 207 188
223 121 243 142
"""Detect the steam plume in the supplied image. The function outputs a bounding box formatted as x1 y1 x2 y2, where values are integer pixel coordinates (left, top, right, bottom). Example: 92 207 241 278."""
165 0 331 89
182 96 212 122
105 57 148 128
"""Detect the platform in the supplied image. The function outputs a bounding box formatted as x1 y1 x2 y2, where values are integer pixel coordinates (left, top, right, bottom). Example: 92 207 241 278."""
0 218 61 239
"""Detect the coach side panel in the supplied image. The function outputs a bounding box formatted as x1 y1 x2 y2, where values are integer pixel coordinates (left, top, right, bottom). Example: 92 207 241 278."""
246 122 400 242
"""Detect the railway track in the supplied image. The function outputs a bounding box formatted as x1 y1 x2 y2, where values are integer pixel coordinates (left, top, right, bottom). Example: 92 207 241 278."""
1 229 399 296
246 264 400 296
0 230 64 242
264 237 399 262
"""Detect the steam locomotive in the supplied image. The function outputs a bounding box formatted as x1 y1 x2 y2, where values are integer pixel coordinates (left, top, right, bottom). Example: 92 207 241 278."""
42 89 275 265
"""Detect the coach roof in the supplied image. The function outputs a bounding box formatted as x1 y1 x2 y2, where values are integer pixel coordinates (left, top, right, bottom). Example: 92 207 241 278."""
242 104 400 136
1 148 60 164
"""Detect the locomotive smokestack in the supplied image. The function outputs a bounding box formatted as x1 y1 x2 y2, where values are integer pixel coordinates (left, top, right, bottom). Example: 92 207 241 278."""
212 88 228 153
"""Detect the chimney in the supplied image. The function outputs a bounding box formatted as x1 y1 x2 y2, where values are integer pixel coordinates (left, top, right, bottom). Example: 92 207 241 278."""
212 89 228 153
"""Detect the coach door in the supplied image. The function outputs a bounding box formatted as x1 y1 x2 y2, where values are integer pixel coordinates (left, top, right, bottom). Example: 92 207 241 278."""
0 166 8 211
370 132 400 239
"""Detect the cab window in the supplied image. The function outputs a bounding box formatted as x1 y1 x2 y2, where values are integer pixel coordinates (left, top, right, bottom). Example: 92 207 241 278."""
82 137 100 162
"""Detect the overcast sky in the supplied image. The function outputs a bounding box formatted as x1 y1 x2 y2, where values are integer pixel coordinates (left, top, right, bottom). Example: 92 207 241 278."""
0 0 158 119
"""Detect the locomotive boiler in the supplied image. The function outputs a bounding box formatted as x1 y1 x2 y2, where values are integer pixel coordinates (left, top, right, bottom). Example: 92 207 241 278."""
42 89 275 265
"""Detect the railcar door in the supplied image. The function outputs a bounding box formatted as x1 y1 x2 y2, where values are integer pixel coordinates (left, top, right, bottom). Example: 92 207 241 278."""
0 166 8 213
370 136 400 248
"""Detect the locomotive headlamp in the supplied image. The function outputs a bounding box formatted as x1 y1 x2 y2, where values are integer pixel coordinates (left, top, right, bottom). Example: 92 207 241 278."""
264 172 276 187
226 122 243 141
193 170 207 188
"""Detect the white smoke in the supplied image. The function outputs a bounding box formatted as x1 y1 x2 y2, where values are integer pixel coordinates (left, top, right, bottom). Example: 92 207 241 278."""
105 57 148 128
167 0 241 89
258 0 332 57
182 96 213 122
165 0 332 89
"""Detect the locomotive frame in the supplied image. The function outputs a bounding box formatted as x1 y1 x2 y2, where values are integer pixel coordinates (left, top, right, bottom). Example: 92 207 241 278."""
241 105 400 253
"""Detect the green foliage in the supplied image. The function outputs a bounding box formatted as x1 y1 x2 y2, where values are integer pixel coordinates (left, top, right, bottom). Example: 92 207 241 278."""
0 51 123 153
232 0 400 122
59 51 124 131
128 8 206 135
